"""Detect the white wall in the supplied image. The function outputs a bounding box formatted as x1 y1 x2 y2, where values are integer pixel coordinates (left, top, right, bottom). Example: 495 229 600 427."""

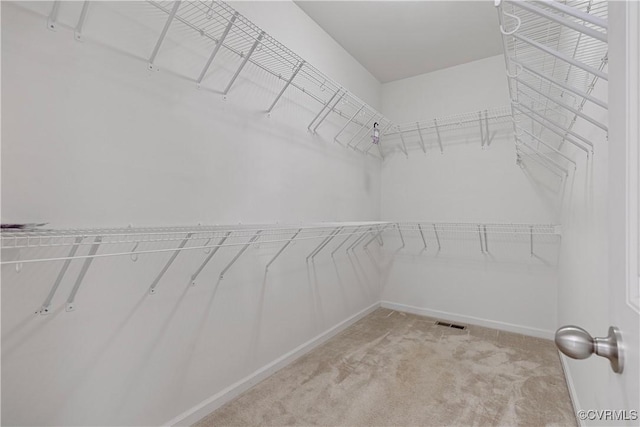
378 55 560 337
1 2 382 425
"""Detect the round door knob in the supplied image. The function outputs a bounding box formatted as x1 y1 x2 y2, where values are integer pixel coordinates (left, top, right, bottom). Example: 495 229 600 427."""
555 325 594 359
555 325 624 374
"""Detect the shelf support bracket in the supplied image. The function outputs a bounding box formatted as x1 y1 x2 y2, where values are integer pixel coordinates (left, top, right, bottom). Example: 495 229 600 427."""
65 236 102 312
418 224 427 249
38 236 83 315
331 226 361 257
416 123 426 153
347 227 373 252
149 232 193 294
47 0 60 31
190 231 231 285
397 224 405 248
479 111 485 148
312 227 343 259
484 110 492 146
530 226 534 256
433 224 441 251
399 131 408 156
267 61 304 113
265 228 302 271
309 89 342 132
223 31 264 95
334 105 364 143
478 225 485 253
148 0 182 71
484 225 489 253
74 1 90 41
307 227 340 261
363 224 389 250
434 119 443 153
219 230 262 279
196 13 237 86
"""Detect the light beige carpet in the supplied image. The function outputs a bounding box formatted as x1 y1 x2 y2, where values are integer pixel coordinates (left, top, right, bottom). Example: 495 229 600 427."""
196 308 576 426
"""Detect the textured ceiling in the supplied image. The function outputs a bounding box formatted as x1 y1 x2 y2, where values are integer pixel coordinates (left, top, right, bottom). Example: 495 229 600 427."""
295 1 504 83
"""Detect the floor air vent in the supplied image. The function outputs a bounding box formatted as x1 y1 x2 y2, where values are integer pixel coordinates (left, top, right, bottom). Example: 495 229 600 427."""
435 321 467 330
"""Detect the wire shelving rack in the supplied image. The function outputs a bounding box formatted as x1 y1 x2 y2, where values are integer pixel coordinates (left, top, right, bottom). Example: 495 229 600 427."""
496 0 608 177
381 106 515 156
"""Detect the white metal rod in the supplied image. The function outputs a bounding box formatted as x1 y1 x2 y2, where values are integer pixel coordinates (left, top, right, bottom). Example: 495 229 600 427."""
149 0 182 69
74 1 90 41
513 104 590 153
65 236 102 312
479 111 485 147
313 93 346 133
196 13 237 85
537 0 608 29
312 227 343 258
38 236 83 315
335 105 365 142
399 132 408 156
484 110 491 146
416 123 427 153
47 0 60 31
530 226 534 256
308 89 340 131
512 33 607 81
418 224 427 249
190 232 231 284
511 1 607 43
518 125 577 166
219 230 262 279
517 140 569 175
397 224 405 248
347 228 372 252
515 76 608 131
265 229 301 271
223 32 264 95
331 227 360 256
267 61 304 113
478 225 484 253
517 148 565 178
484 225 489 253
363 224 390 249
434 119 443 153
515 103 593 150
149 233 193 294
307 227 340 260
433 224 441 250
514 60 607 109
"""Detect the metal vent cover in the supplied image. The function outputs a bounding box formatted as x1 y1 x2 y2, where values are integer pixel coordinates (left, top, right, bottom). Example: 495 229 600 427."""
435 320 467 330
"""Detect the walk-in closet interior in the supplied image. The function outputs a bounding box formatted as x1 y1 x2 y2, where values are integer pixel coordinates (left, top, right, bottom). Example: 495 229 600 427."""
1 1 639 426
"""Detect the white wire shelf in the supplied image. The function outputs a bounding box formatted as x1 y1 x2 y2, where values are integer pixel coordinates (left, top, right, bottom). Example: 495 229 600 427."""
496 0 608 177
1 221 390 315
381 105 515 156
382 221 561 255
142 0 393 159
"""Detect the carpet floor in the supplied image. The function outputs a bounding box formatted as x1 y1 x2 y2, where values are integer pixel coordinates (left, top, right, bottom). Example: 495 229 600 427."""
196 308 576 426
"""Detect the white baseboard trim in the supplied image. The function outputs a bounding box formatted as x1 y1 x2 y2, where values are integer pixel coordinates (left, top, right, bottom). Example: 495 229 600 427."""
380 301 555 340
559 352 583 427
165 302 381 426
